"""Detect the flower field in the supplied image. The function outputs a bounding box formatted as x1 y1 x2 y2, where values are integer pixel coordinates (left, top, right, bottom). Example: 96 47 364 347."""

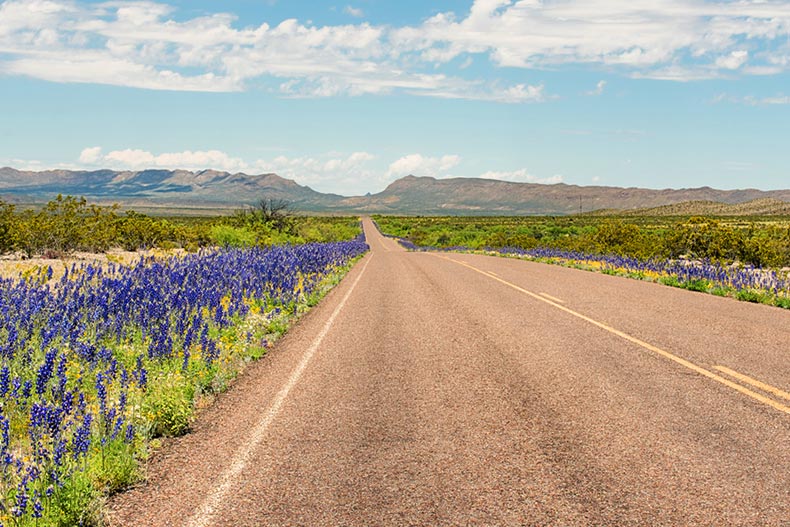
0 235 368 526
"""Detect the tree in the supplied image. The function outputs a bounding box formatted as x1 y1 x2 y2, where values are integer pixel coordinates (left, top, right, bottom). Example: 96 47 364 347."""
253 197 293 231
232 196 295 234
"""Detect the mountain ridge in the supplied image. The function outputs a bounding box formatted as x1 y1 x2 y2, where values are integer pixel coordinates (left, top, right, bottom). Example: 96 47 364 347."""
1 167 789 215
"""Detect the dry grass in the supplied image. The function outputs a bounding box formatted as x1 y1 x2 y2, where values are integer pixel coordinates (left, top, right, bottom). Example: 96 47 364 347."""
0 248 187 282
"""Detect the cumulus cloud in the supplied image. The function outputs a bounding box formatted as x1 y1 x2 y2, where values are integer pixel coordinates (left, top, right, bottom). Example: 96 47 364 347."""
81 147 248 171
254 151 378 193
480 169 563 185
78 146 102 163
386 154 461 178
76 146 381 194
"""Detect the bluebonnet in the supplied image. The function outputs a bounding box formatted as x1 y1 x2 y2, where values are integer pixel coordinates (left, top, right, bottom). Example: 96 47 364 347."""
0 234 369 521
35 348 57 396
395 236 790 304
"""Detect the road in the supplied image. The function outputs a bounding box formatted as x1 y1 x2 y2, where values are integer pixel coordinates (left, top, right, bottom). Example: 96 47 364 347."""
109 218 790 526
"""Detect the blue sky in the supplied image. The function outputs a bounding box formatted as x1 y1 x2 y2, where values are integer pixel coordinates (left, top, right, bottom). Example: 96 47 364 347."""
1 0 789 195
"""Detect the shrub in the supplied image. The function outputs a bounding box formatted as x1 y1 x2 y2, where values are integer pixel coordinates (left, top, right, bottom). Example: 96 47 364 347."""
210 224 256 247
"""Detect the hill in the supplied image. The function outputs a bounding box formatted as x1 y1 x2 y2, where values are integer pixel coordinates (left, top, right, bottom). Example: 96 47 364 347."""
0 167 342 211
339 176 790 215
1 168 789 215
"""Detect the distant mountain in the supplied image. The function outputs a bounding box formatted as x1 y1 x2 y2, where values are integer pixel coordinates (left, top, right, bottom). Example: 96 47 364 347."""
338 175 790 215
0 167 342 210
1 168 789 215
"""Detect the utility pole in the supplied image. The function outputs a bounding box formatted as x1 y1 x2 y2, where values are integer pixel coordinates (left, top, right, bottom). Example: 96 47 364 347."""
579 195 582 215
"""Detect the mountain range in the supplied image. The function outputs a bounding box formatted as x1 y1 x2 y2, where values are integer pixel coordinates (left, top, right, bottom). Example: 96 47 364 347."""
2 167 789 215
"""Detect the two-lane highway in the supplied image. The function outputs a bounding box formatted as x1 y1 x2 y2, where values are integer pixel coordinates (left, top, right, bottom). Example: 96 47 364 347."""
110 218 790 526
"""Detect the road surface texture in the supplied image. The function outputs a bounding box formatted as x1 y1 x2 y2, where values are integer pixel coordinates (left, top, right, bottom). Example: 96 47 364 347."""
109 218 790 526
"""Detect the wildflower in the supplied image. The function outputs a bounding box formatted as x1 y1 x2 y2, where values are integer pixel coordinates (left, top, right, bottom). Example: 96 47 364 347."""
35 348 58 396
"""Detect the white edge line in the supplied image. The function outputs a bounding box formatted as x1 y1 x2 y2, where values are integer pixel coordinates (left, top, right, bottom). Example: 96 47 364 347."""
186 254 374 527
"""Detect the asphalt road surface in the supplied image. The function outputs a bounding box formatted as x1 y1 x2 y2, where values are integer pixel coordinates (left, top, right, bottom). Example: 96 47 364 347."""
109 218 790 526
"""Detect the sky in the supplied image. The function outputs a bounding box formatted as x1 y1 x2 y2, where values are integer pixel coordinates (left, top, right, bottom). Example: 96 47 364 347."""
1 0 789 196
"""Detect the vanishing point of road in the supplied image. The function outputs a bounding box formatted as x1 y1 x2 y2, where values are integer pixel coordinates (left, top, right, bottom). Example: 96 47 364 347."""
110 218 790 526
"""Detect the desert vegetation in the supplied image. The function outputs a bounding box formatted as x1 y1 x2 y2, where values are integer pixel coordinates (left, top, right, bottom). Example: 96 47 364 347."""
374 214 790 308
375 215 790 268
0 195 361 258
0 196 368 525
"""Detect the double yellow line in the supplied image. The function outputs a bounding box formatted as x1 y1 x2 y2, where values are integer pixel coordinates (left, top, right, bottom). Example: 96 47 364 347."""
437 254 790 416
714 365 790 405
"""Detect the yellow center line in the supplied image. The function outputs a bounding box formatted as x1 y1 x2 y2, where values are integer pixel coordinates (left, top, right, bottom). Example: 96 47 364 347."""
435 253 790 416
539 292 565 304
714 366 790 401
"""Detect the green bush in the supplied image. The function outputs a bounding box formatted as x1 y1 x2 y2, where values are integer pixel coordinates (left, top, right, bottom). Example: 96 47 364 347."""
0 196 361 256
210 225 256 247
374 214 790 268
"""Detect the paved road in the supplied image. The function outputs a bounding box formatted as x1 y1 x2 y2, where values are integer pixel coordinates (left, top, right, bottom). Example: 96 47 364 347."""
110 218 790 526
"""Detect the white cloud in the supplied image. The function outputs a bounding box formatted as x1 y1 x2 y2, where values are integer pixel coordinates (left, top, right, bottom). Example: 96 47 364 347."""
79 146 102 163
715 50 748 70
761 95 790 105
480 169 563 185
406 79 549 103
155 150 247 170
76 146 383 194
586 80 606 96
104 149 157 167
252 152 379 194
84 147 247 171
344 6 364 18
6 1 519 100
386 154 461 178
392 0 790 78
2 0 789 104
492 83 546 103
713 92 790 105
